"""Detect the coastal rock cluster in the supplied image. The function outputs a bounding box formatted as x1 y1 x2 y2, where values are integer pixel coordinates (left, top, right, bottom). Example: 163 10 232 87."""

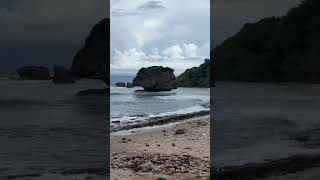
214 0 320 83
111 152 209 176
70 18 109 84
52 66 75 84
132 66 177 91
17 66 51 80
17 18 110 85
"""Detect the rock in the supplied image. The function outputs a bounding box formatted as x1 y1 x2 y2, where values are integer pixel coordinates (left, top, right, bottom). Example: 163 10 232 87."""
174 129 186 135
52 66 75 84
214 0 320 83
17 66 51 80
177 59 211 87
115 82 126 87
70 18 109 84
76 89 107 96
172 143 176 147
126 82 134 88
132 66 177 92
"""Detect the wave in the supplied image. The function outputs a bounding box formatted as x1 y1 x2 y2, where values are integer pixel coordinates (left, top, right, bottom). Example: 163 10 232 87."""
154 94 209 103
111 104 209 126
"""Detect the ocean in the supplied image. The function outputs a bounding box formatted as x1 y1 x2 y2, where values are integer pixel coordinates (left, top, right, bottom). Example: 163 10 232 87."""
213 82 320 167
0 78 108 179
110 86 210 131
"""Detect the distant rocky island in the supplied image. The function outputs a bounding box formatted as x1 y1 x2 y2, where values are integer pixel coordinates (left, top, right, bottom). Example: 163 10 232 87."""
114 59 212 91
214 0 320 83
132 66 177 92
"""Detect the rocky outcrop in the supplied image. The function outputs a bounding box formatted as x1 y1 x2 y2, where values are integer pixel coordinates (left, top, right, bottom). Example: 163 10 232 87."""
214 0 320 83
126 82 134 88
177 59 211 87
17 66 51 80
132 66 177 91
52 66 75 84
70 18 109 84
115 82 126 87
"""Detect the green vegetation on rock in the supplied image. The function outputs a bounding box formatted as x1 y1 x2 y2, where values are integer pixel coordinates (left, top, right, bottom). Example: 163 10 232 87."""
177 59 211 87
214 0 320 83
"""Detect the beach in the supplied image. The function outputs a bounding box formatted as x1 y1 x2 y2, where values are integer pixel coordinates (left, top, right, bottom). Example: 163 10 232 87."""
110 115 210 180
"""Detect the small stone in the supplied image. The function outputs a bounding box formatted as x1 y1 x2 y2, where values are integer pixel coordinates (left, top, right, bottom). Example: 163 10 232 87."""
174 129 186 135
172 143 176 147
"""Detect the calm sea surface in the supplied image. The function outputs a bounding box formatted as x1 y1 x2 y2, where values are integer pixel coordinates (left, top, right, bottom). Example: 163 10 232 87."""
110 86 210 130
213 82 320 167
0 78 108 178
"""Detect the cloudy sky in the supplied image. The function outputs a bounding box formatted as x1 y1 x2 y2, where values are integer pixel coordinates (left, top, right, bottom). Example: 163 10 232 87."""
0 0 107 73
110 0 210 76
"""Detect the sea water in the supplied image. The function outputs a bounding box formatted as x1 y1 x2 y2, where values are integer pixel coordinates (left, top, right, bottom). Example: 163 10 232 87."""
110 86 210 129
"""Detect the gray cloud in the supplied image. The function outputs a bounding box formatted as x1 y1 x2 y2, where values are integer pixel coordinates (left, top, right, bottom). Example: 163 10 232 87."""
111 0 210 76
137 1 165 11
111 0 165 17
0 0 108 72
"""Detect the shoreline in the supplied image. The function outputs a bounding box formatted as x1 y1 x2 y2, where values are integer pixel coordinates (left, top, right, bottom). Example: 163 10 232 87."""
110 114 210 180
213 153 320 180
111 110 210 132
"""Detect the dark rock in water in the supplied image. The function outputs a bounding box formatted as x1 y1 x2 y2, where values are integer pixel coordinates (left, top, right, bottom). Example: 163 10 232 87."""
76 89 108 96
132 66 177 91
17 66 51 80
52 66 75 84
70 18 109 85
115 82 126 87
126 82 134 88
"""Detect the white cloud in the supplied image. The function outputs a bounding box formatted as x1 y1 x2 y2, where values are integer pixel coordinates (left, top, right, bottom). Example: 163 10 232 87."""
110 0 210 76
111 42 209 75
183 43 198 58
162 45 183 59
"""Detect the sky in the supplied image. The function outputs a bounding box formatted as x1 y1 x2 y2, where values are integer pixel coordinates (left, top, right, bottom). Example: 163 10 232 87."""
0 0 303 75
0 0 108 73
212 0 303 46
110 0 210 76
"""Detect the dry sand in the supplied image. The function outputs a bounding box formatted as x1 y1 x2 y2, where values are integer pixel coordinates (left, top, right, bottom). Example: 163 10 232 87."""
110 115 210 180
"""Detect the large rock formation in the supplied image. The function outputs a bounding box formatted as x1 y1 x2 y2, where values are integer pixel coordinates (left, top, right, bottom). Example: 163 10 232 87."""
52 66 75 84
70 18 109 84
132 66 177 91
17 66 51 80
214 0 320 83
177 59 211 87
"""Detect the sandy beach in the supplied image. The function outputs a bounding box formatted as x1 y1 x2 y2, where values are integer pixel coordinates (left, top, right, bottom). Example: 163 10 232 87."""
110 115 210 180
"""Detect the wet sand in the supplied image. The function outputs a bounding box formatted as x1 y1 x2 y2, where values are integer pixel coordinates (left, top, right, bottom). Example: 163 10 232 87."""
110 115 210 180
